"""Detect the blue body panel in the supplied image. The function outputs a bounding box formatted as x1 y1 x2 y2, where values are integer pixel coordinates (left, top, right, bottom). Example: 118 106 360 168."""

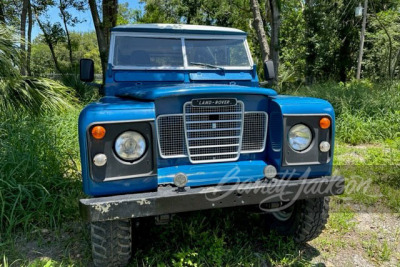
158 161 267 186
104 69 260 91
189 72 253 81
271 95 335 115
113 84 277 101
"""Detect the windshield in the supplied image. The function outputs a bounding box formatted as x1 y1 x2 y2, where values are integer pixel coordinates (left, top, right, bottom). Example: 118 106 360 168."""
112 36 251 68
113 37 184 67
186 39 249 67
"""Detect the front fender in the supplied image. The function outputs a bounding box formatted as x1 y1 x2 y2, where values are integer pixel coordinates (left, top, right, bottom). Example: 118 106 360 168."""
78 97 157 196
267 96 335 177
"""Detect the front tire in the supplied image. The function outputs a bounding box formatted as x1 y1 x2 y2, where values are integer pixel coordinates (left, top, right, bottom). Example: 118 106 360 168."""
267 197 330 243
90 219 132 267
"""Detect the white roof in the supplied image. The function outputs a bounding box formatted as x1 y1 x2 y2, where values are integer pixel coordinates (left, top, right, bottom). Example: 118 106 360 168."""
112 23 246 35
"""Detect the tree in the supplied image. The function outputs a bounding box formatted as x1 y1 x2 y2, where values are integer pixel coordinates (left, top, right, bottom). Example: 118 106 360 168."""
0 24 73 113
250 0 270 63
20 0 29 75
364 4 400 80
303 0 316 85
117 2 141 25
0 1 5 23
88 0 118 83
356 0 368 80
30 31 101 76
58 0 85 65
27 0 33 76
269 0 280 83
34 12 66 74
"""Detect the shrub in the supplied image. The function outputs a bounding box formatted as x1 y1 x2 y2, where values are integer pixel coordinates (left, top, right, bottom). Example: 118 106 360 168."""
287 80 400 144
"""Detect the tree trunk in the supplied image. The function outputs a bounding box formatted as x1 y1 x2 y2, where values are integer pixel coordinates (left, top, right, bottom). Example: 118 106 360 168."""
35 12 63 74
88 0 118 83
391 48 400 79
27 0 32 76
102 0 118 48
269 0 280 83
356 0 368 80
20 0 29 75
0 1 5 23
338 36 351 82
250 0 270 63
372 13 392 79
60 0 73 66
304 0 316 85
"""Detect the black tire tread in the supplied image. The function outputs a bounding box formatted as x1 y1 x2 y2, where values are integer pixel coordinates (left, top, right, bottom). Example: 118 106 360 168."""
294 197 330 243
91 219 132 267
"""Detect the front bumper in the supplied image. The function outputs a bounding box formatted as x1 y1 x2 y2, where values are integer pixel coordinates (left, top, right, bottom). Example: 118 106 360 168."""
80 176 345 222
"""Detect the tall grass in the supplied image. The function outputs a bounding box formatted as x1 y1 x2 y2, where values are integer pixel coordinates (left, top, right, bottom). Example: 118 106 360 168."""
0 109 82 239
288 80 400 144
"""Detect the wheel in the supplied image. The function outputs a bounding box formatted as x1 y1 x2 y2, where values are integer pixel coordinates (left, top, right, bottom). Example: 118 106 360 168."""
266 197 330 243
90 219 132 267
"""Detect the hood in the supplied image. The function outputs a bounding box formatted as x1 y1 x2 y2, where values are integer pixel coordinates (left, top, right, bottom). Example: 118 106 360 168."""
114 84 278 101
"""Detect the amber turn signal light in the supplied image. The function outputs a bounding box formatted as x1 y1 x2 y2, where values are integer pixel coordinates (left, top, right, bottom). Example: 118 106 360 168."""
91 126 106 139
319 118 331 129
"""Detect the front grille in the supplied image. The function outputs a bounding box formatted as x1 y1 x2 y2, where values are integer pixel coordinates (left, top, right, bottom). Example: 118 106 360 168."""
156 101 268 163
184 101 244 163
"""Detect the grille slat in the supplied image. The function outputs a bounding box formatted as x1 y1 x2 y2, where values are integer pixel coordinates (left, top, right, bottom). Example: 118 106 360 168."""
184 101 244 163
156 100 268 162
185 112 242 115
189 144 240 149
187 136 240 140
187 127 241 133
186 119 242 124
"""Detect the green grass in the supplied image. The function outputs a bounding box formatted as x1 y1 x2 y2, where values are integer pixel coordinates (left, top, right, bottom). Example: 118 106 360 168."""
0 109 83 239
130 209 312 266
332 139 400 212
286 80 400 144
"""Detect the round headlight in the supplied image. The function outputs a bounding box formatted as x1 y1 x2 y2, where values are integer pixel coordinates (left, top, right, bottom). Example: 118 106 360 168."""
288 124 312 151
114 131 146 161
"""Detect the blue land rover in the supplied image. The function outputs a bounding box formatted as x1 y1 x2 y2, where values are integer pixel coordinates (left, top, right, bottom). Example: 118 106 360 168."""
78 24 344 266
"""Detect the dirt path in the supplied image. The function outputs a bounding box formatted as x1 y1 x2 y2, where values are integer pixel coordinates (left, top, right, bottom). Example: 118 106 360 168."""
310 204 400 266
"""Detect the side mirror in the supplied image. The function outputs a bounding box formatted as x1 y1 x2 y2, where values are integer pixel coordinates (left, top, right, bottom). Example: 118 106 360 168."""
263 60 275 81
80 59 94 82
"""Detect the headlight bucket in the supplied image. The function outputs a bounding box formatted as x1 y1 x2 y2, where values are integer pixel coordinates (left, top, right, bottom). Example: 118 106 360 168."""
282 115 332 166
288 124 313 151
87 121 156 182
114 131 146 161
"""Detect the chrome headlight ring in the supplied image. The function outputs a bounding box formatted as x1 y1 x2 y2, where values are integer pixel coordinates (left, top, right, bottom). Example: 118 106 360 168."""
288 124 313 151
114 131 147 161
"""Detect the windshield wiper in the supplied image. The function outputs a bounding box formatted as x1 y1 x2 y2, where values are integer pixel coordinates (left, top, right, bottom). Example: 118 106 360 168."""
189 62 225 71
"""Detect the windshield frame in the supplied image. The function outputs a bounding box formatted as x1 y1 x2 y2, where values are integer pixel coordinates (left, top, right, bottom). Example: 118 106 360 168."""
109 32 254 71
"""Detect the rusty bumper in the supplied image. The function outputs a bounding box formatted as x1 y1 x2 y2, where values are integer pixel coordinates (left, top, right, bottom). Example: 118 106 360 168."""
79 176 345 222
